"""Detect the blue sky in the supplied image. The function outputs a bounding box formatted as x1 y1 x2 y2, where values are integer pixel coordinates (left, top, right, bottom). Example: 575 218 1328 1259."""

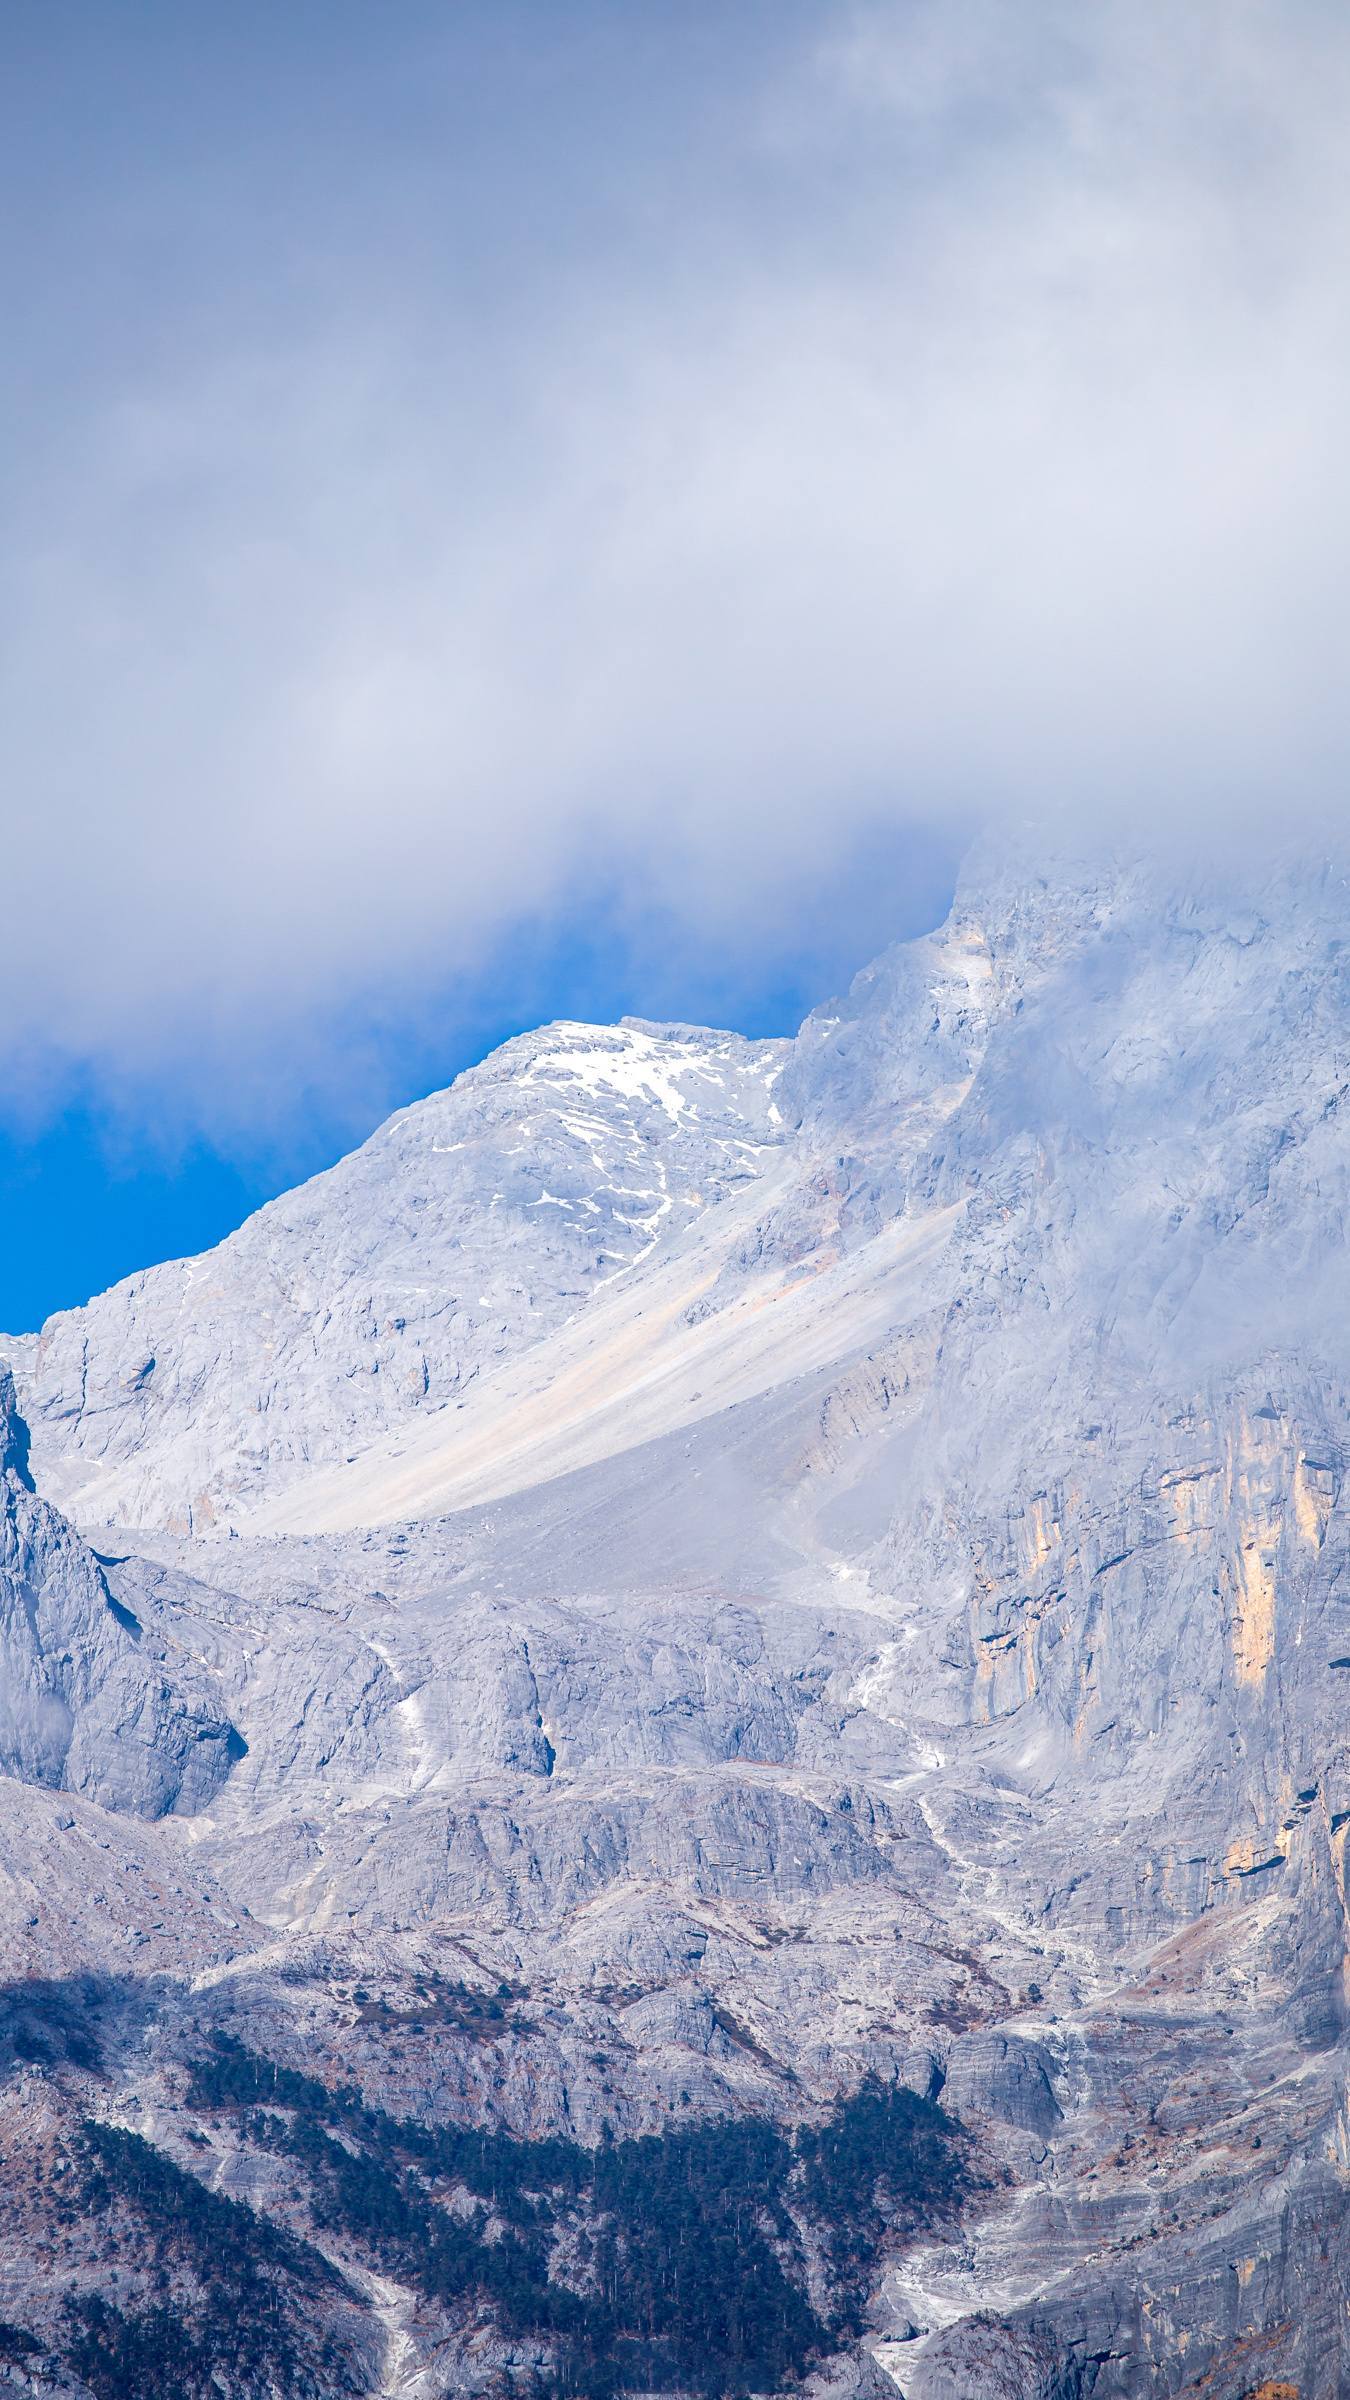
3 1 1349 1325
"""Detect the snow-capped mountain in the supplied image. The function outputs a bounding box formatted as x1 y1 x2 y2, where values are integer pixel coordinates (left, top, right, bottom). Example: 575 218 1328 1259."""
4 838 1350 2400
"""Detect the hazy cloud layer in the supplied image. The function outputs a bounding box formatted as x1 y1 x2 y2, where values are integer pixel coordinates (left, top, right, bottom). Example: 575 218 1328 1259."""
4 0 1349 1128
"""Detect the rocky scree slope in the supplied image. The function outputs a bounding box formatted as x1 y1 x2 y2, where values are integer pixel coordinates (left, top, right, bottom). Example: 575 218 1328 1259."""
1 845 1350 2398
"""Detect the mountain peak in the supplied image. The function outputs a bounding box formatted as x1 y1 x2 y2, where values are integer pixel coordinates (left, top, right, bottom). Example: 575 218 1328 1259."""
5 1005 790 1530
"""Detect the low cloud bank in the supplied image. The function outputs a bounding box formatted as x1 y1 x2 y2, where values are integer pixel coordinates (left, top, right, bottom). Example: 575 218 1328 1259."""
4 0 1348 1136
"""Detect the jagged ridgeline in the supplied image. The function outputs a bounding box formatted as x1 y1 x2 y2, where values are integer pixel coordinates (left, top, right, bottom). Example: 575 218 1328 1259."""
33 2029 971 2400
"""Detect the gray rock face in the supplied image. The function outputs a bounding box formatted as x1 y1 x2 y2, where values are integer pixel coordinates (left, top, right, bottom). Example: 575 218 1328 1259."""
6 839 1350 2398
0 1371 240 1817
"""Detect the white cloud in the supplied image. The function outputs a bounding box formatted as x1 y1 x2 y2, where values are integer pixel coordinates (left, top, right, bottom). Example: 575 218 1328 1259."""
4 0 1350 1125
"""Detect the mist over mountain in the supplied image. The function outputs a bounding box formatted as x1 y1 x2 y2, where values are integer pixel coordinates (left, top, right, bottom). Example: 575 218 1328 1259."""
9 0 1350 1135
2 837 1349 2397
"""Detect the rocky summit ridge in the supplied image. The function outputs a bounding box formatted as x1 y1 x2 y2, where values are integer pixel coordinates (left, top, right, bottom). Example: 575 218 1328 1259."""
2 839 1350 2398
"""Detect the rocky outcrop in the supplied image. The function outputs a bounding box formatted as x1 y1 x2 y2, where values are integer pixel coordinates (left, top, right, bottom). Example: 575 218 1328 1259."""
0 1370 242 1817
